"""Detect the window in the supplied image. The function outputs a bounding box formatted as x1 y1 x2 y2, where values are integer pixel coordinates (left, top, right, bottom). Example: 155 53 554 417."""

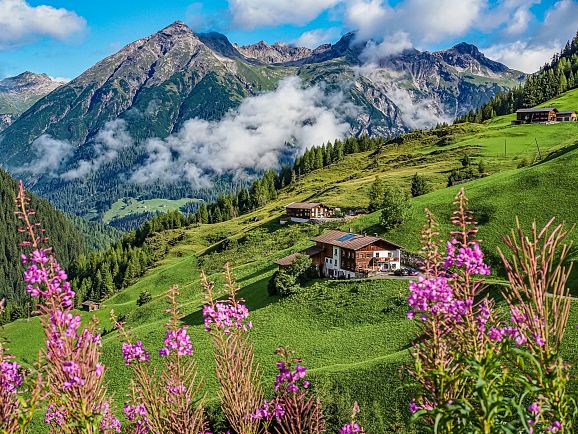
375 252 380 258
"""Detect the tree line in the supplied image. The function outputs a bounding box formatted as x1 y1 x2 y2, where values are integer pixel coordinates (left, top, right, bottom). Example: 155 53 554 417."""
189 135 385 225
68 210 191 305
458 31 578 123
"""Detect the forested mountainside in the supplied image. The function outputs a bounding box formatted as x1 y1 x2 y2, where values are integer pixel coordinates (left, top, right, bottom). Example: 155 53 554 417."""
0 169 85 320
0 169 122 323
459 31 578 122
0 21 522 222
0 72 65 131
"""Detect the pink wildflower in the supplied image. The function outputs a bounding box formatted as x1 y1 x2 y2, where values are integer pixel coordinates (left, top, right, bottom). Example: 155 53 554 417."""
159 327 193 357
122 341 150 365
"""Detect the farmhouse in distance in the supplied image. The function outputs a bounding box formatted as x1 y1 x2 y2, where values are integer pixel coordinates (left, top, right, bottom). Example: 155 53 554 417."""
512 107 577 124
276 229 403 279
281 202 335 223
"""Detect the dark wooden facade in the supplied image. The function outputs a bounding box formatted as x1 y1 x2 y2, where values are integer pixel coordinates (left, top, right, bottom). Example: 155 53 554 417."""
285 202 333 220
516 108 558 123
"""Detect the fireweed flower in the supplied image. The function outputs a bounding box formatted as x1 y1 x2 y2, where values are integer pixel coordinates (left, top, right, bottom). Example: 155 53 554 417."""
546 421 562 432
251 399 286 422
203 301 252 333
62 360 85 389
528 402 540 415
159 327 193 356
16 182 115 432
124 403 149 433
274 360 310 393
444 239 491 276
0 360 22 394
22 249 75 308
340 422 364 434
44 404 67 425
99 401 121 433
122 341 150 365
407 276 473 322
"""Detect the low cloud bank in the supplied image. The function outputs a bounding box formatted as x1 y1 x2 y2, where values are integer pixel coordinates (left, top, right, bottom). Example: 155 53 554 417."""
61 119 132 180
131 77 355 186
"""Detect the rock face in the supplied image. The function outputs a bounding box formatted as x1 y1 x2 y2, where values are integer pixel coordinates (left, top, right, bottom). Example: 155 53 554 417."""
0 72 65 130
0 21 524 219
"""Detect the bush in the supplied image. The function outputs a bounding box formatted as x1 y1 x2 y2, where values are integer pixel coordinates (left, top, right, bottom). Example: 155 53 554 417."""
136 289 152 306
379 185 410 232
268 255 315 297
517 157 529 168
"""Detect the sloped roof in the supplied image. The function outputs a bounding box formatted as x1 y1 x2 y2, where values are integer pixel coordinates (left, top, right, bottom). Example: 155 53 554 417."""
516 107 557 113
275 245 324 266
285 202 325 209
312 230 402 251
556 110 577 115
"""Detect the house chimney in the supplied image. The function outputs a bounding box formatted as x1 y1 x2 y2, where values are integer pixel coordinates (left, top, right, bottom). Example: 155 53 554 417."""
348 227 352 233
362 232 366 237
374 233 378 238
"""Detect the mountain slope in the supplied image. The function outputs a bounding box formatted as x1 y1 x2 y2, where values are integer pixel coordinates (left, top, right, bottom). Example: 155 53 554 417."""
0 22 523 221
0 169 86 315
0 72 65 130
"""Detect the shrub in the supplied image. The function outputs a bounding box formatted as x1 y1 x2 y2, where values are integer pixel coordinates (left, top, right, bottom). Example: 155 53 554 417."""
379 185 410 231
136 289 152 306
269 255 315 297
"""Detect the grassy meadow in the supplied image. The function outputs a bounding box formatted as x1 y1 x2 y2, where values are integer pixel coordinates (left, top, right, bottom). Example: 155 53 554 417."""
103 197 203 224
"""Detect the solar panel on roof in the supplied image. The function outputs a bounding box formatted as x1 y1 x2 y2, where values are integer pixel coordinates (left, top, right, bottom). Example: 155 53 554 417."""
336 233 356 241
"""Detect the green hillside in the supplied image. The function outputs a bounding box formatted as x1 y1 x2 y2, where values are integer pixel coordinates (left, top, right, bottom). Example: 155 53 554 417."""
2 88 578 433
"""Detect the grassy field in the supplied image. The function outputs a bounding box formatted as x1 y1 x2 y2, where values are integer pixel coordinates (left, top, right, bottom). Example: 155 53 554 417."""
2 88 578 432
103 197 202 224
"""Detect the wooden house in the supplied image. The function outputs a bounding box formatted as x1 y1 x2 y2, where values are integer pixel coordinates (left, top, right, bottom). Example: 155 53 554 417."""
555 110 577 122
283 202 334 223
82 301 101 311
275 230 402 279
514 107 558 124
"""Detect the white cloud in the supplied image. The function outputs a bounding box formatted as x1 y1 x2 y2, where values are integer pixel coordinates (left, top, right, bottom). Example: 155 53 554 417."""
343 0 485 63
0 0 86 50
292 27 341 48
483 0 578 73
228 0 341 29
61 119 133 180
504 6 534 35
358 32 413 64
536 0 578 42
132 77 354 186
484 41 558 73
18 134 75 176
354 66 452 129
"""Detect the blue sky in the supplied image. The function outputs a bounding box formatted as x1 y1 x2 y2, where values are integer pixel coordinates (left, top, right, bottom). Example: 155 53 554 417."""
0 0 577 79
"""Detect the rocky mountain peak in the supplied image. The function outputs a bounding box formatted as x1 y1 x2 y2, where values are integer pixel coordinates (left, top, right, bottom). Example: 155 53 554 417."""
451 42 483 57
158 21 193 36
0 71 64 93
433 42 511 75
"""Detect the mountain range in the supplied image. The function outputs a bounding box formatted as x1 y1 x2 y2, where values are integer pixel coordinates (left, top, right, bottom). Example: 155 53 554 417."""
0 21 524 221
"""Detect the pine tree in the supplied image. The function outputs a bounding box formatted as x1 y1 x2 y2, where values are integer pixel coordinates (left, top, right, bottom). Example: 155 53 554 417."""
410 173 432 197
